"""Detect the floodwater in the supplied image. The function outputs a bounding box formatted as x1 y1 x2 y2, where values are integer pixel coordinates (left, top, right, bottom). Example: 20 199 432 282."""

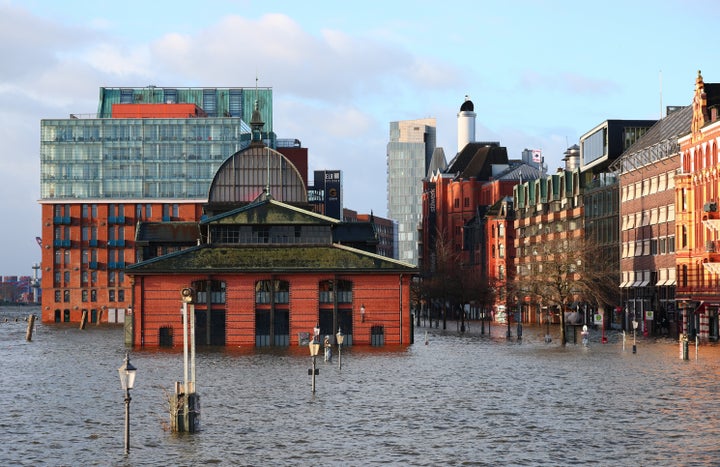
2 306 720 466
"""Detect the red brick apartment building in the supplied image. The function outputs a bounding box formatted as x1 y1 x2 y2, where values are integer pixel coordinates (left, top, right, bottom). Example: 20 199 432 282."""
421 142 539 319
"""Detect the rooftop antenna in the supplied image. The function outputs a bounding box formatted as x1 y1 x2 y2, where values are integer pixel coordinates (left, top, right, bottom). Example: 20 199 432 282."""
256 71 270 199
659 69 663 119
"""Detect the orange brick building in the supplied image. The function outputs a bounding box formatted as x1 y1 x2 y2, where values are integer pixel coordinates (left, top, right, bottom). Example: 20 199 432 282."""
127 198 415 347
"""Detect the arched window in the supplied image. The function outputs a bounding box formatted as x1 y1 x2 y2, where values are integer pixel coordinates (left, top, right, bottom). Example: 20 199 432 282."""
194 280 226 304
255 280 290 304
319 279 353 303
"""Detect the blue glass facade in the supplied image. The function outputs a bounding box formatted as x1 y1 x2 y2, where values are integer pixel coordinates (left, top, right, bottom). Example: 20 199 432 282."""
40 87 273 200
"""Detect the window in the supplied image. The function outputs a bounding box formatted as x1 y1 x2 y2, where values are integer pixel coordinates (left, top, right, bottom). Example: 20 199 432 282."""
499 244 505 258
194 280 226 304
642 210 650 226
454 198 459 208
109 290 115 302
498 224 505 237
681 225 688 248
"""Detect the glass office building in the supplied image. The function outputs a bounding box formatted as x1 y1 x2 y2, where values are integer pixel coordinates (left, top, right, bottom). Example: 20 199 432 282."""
386 118 437 265
41 87 273 200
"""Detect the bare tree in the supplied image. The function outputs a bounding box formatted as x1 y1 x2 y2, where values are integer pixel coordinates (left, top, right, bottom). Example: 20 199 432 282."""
516 236 617 346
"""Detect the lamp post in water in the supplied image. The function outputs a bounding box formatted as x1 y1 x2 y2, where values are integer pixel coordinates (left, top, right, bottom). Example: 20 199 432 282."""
336 327 344 369
309 335 320 393
632 319 638 354
117 352 137 455
544 306 552 343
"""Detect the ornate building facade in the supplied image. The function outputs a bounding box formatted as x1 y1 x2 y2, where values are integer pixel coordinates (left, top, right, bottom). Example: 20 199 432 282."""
676 71 720 341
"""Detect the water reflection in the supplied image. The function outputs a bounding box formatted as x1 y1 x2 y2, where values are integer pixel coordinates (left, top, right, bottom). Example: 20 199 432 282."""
2 306 720 466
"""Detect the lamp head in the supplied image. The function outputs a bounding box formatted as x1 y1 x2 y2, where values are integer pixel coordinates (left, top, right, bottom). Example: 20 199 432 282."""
118 352 137 390
181 287 195 304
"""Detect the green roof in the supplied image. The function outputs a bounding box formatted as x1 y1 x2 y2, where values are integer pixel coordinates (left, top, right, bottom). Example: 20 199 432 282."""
127 243 416 275
202 198 339 225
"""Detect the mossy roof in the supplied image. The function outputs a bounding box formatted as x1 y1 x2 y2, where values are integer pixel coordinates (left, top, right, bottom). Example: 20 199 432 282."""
126 243 417 275
201 198 338 226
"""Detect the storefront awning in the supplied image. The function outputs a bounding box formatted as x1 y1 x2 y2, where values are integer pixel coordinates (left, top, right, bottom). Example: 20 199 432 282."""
702 219 720 232
703 262 720 275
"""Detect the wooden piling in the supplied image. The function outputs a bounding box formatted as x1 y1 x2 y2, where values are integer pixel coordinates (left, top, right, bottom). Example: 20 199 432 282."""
79 310 88 329
25 314 35 341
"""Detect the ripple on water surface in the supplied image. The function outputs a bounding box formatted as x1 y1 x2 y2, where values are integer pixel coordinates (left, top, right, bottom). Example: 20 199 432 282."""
2 308 720 466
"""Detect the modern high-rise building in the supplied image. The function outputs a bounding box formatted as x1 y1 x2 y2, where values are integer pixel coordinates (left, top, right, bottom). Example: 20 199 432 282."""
386 118 438 265
39 86 273 323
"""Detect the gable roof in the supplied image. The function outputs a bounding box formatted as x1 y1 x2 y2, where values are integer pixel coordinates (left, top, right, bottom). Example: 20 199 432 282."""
446 142 509 180
201 197 339 226
126 243 416 274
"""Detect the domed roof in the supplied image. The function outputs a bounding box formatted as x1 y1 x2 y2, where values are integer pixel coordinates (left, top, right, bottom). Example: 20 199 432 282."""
460 95 474 112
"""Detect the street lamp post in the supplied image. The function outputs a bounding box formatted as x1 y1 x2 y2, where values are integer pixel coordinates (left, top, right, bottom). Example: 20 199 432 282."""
632 319 638 354
544 306 551 343
117 352 137 455
309 335 320 393
336 327 344 369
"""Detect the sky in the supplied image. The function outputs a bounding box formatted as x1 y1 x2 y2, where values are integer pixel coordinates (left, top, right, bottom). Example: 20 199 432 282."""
1 0 719 276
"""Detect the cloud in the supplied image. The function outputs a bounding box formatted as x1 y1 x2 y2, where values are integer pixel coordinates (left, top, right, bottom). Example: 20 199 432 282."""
147 13 462 101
